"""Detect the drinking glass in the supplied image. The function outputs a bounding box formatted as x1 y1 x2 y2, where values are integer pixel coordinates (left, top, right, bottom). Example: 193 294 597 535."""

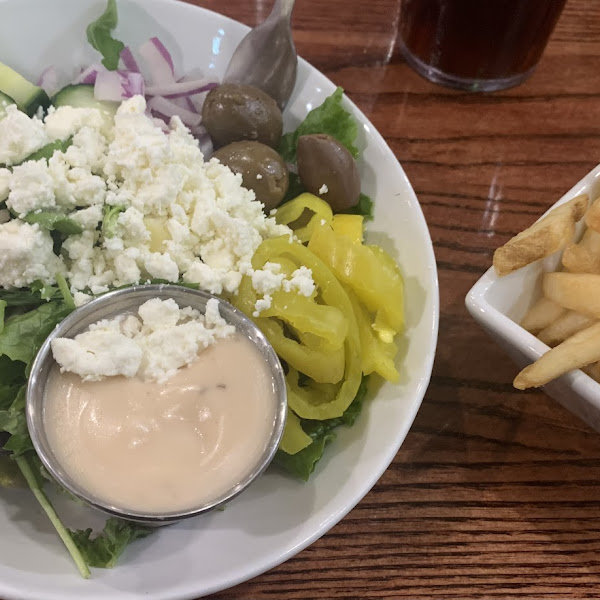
398 0 567 92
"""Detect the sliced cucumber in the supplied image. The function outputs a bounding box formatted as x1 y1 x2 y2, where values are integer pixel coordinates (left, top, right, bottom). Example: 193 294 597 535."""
52 84 118 116
0 61 49 117
0 91 16 120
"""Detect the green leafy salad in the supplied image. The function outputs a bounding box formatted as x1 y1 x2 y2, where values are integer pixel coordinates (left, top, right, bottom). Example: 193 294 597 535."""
0 0 403 579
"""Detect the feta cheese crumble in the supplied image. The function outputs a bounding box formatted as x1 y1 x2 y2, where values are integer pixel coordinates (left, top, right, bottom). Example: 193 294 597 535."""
0 221 65 289
319 184 329 194
0 105 48 166
0 96 315 308
7 160 56 216
51 297 235 383
251 263 316 317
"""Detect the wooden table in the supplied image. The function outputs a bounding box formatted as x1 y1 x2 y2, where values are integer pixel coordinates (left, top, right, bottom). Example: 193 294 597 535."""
185 0 600 598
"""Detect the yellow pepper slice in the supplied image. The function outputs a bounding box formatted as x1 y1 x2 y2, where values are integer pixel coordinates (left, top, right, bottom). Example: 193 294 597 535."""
260 317 345 383
348 290 399 382
261 291 347 352
250 237 362 418
232 260 345 384
331 214 363 243
279 408 312 455
285 367 340 420
308 223 405 336
274 193 333 243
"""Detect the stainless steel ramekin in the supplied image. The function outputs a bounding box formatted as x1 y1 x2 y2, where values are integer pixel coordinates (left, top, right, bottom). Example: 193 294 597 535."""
26 284 287 525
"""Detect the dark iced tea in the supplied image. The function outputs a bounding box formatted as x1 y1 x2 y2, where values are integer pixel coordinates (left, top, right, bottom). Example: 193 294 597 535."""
399 0 567 91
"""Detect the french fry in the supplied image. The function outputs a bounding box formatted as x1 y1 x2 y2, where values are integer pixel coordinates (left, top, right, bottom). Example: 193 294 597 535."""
520 296 566 334
562 229 600 273
583 362 600 383
514 321 600 389
580 227 600 253
585 196 600 233
493 194 588 277
543 272 600 318
537 310 597 346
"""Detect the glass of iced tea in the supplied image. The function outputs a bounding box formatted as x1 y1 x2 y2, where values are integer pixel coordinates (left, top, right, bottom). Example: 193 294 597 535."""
398 0 567 92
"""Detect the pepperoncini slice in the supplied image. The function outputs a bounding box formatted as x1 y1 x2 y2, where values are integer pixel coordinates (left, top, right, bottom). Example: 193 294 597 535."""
331 214 363 243
348 290 399 382
279 408 312 455
232 274 345 383
308 223 404 336
249 236 362 418
285 367 340 420
274 193 333 243
261 291 348 352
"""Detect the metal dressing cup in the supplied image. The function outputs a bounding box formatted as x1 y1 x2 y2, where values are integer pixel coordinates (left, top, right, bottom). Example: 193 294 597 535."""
26 284 287 525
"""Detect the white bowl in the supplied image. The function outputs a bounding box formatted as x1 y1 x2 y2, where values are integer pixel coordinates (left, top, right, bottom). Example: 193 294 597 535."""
466 164 600 431
0 0 439 598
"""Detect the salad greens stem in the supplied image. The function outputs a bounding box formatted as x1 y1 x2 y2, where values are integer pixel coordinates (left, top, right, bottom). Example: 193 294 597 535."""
55 273 75 310
15 455 91 578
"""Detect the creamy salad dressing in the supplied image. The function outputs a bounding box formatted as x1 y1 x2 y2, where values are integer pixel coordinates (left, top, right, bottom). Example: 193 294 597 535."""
43 333 277 513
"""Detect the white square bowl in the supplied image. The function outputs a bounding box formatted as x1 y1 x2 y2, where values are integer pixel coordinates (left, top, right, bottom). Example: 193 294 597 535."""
466 164 600 432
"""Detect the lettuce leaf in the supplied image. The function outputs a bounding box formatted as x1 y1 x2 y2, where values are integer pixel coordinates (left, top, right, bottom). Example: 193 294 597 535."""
16 454 91 578
273 433 336 481
70 518 153 568
0 386 33 456
0 355 26 385
16 139 72 166
0 301 73 366
0 384 22 411
86 0 125 71
274 376 369 480
345 192 374 220
102 204 126 238
278 87 359 164
0 455 25 487
0 282 62 307
23 211 83 235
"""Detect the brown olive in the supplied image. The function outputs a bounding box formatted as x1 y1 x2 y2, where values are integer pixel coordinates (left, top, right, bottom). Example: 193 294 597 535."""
213 141 289 211
296 134 360 212
201 83 283 149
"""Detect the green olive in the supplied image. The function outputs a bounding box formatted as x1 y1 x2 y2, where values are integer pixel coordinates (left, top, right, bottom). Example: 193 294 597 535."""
296 134 360 212
202 83 283 149
213 141 289 211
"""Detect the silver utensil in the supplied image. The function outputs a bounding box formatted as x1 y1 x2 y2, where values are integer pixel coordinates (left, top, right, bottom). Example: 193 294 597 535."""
224 0 297 110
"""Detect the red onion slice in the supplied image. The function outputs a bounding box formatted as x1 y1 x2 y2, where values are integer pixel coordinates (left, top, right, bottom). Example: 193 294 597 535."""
145 80 218 99
139 37 175 86
73 64 104 86
169 95 198 114
37 66 60 96
147 96 202 127
120 46 140 73
95 70 145 102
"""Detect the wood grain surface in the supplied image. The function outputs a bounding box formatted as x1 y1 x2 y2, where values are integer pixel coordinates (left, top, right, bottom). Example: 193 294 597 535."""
179 0 600 598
